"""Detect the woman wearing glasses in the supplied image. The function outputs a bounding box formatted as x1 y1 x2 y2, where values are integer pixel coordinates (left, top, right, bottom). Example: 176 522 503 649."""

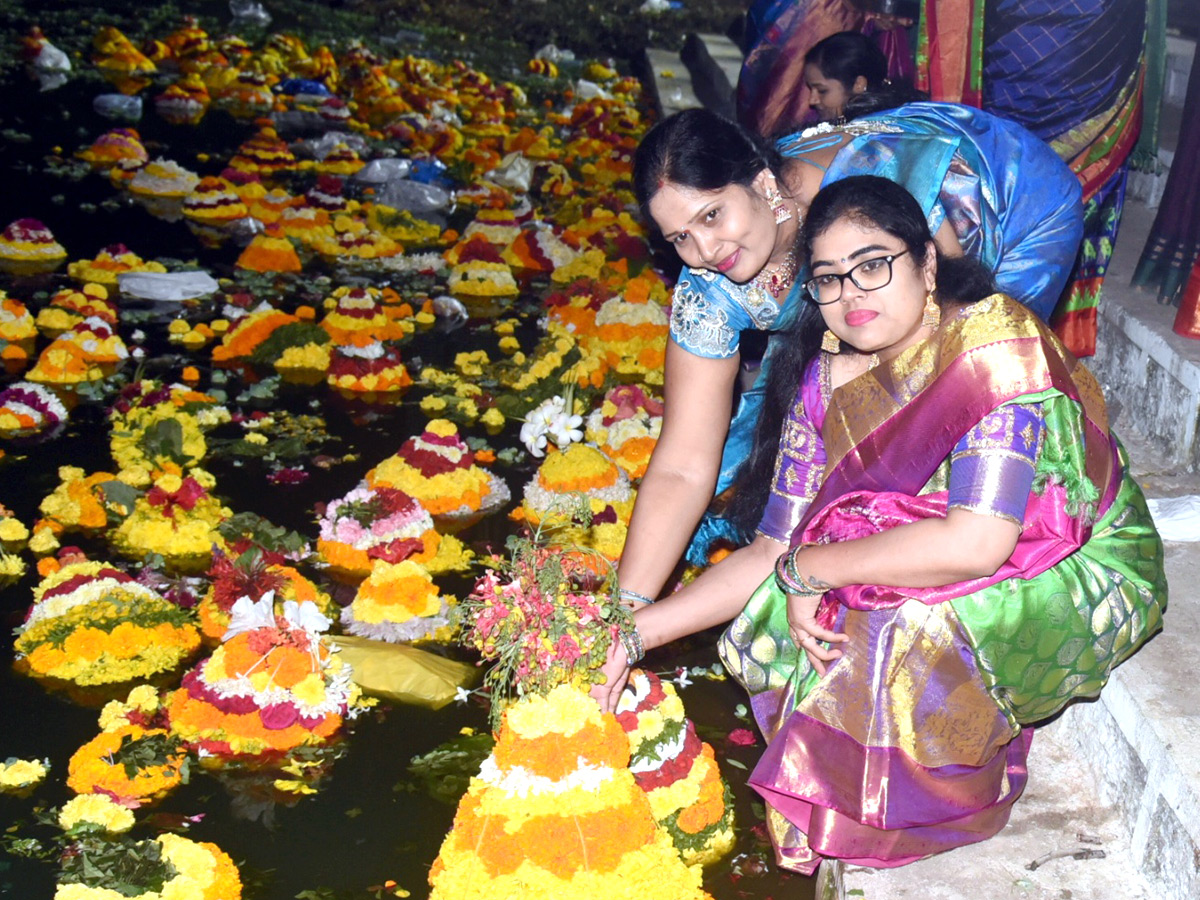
597 176 1165 874
614 104 1083 608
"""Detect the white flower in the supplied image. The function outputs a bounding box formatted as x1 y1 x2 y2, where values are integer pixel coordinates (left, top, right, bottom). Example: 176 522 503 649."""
548 409 583 448
130 329 146 344
520 419 549 457
454 686 472 705
521 395 577 457
673 668 693 689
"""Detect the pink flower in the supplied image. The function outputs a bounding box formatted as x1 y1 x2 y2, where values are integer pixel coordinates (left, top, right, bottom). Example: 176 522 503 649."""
728 728 758 747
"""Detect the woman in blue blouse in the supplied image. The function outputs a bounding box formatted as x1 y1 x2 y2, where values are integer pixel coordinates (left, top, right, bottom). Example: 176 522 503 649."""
615 105 1083 605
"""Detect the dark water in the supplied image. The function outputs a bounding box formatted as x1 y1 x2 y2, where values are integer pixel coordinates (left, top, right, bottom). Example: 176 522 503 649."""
0 75 814 900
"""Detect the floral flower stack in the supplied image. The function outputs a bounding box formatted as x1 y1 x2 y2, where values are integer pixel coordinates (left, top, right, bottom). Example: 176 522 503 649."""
341 558 454 643
165 594 369 758
616 670 735 867
514 442 635 561
53 832 241 900
427 686 713 900
366 419 509 528
14 560 201 687
583 385 662 481
0 218 67 275
110 470 231 573
0 380 69 441
316 482 467 581
197 548 335 644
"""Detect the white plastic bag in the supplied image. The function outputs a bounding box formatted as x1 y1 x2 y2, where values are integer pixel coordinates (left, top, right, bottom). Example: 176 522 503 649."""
1146 495 1200 542
118 271 220 301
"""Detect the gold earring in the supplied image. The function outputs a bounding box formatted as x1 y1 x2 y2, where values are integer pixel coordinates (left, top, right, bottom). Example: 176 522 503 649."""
821 330 841 353
922 290 941 329
763 178 793 224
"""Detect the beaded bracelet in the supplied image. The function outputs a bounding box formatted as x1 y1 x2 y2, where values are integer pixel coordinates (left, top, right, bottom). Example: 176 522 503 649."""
618 587 655 606
618 625 645 667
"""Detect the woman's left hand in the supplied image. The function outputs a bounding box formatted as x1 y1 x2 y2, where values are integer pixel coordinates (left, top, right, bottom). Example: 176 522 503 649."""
787 590 847 676
590 639 631 713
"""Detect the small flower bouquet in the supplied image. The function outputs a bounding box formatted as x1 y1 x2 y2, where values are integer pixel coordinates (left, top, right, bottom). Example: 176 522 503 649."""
319 285 414 347
340 558 455 643
110 471 231 573
457 504 630 728
53 832 241 900
165 594 368 759
14 560 201 687
616 670 735 867
325 341 412 394
27 318 129 386
211 308 301 362
513 443 635 561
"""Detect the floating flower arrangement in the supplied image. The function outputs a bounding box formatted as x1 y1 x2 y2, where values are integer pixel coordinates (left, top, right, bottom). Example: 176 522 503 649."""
75 128 148 169
583 385 663 481
428 686 713 900
14 560 201 687
66 244 167 286
616 670 735 867
366 419 508 525
53 832 241 900
0 218 67 274
109 470 231 573
165 594 367 759
340 558 454 643
315 483 445 581
197 548 335 644
0 380 69 440
127 158 201 199
66 723 190 806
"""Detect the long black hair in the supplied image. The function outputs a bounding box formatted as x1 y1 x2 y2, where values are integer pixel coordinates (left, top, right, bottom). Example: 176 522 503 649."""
804 32 888 94
726 175 996 536
633 108 784 225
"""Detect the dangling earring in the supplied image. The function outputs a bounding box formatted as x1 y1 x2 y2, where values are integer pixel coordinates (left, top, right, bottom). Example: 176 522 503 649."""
922 290 941 329
821 330 841 353
763 178 793 225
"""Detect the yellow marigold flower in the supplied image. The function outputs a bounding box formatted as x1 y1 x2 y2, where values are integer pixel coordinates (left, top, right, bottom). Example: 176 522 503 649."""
210 318 231 334
456 399 479 420
494 319 516 335
480 408 505 431
244 432 268 445
0 758 48 791
426 419 458 438
156 472 184 493
0 517 29 542
420 395 448 413
190 468 217 489
498 336 520 354
58 793 135 833
167 318 191 335
29 527 59 554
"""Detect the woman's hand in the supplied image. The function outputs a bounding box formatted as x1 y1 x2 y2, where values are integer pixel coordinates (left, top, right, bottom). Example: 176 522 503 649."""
786 590 847 676
589 639 631 713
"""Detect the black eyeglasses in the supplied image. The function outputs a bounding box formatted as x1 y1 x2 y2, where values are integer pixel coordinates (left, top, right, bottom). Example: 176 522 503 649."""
804 251 909 305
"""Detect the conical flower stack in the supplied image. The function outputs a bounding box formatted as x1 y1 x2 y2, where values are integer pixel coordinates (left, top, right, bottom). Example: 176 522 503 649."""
428 685 713 900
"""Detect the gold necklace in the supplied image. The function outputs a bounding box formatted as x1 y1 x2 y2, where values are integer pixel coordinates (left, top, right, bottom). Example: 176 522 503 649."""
752 248 798 298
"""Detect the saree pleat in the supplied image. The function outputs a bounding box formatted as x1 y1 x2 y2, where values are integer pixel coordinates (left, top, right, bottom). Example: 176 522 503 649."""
718 297 1166 873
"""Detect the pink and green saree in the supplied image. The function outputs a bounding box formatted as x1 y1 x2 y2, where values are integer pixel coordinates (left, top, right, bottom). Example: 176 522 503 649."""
718 295 1166 873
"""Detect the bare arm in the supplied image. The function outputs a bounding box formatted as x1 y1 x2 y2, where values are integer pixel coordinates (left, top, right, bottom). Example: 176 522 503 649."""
934 217 964 258
615 341 740 599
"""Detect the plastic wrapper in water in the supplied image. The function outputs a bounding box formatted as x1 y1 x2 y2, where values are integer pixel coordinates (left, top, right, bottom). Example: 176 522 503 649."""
535 43 576 63
93 93 142 122
299 132 368 160
118 270 220 301
277 78 331 97
33 41 71 91
573 79 612 101
230 0 272 26
328 635 476 710
431 294 468 323
226 216 265 243
487 152 535 192
374 179 452 215
351 157 412 183
409 157 454 188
